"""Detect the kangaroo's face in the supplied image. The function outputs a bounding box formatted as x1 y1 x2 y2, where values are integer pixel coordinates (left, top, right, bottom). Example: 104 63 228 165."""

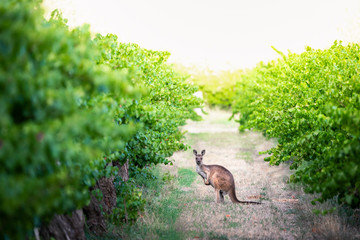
193 149 205 165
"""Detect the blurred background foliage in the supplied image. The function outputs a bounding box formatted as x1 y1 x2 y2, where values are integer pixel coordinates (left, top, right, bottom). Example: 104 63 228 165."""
189 69 241 108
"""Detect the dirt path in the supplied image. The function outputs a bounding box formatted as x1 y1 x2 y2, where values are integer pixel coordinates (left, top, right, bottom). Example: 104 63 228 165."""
162 108 303 239
115 108 358 240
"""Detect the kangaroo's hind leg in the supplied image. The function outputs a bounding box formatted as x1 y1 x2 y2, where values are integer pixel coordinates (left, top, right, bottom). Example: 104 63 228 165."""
215 189 222 203
219 190 225 203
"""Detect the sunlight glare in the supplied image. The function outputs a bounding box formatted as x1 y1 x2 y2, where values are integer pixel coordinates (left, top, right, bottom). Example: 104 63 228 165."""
43 0 360 71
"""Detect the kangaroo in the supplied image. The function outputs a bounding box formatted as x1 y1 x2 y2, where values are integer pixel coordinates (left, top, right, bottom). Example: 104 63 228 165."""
194 149 260 204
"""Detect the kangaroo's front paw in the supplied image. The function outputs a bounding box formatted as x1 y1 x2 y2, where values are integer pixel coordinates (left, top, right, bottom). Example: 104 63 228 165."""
205 180 210 185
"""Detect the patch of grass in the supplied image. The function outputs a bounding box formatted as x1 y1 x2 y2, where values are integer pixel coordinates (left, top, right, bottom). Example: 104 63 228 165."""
207 231 229 240
291 190 360 240
178 168 197 187
227 221 241 228
156 189 186 223
209 116 237 125
188 132 211 141
86 166 193 239
162 171 175 182
188 132 244 148
204 195 214 202
235 151 253 163
259 186 268 200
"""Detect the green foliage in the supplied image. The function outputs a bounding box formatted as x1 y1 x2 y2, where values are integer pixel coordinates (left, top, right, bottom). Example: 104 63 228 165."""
0 1 141 238
109 176 146 224
190 69 241 108
232 41 360 208
95 34 203 168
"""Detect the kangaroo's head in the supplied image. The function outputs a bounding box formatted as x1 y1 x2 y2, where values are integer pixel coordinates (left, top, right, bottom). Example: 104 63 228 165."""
193 149 205 165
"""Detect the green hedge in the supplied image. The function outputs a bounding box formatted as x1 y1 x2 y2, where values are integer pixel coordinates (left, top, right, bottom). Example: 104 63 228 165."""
0 1 143 238
0 0 202 237
95 34 202 169
232 42 360 209
95 34 202 223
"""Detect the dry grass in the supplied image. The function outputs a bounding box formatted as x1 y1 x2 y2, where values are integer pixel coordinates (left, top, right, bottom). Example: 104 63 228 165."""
289 186 360 240
162 108 360 239
104 108 360 240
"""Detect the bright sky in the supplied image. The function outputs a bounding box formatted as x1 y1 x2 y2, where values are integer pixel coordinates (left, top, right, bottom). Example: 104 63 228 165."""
43 0 360 71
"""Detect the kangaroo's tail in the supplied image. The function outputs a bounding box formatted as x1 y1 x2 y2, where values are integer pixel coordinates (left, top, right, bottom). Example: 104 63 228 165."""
229 186 261 205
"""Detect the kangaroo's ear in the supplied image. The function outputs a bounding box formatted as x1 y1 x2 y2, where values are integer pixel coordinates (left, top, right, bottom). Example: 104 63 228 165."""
201 150 205 156
193 149 197 155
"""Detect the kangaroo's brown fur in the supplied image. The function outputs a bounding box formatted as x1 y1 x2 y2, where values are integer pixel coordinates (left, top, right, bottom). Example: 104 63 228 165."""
194 149 260 204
